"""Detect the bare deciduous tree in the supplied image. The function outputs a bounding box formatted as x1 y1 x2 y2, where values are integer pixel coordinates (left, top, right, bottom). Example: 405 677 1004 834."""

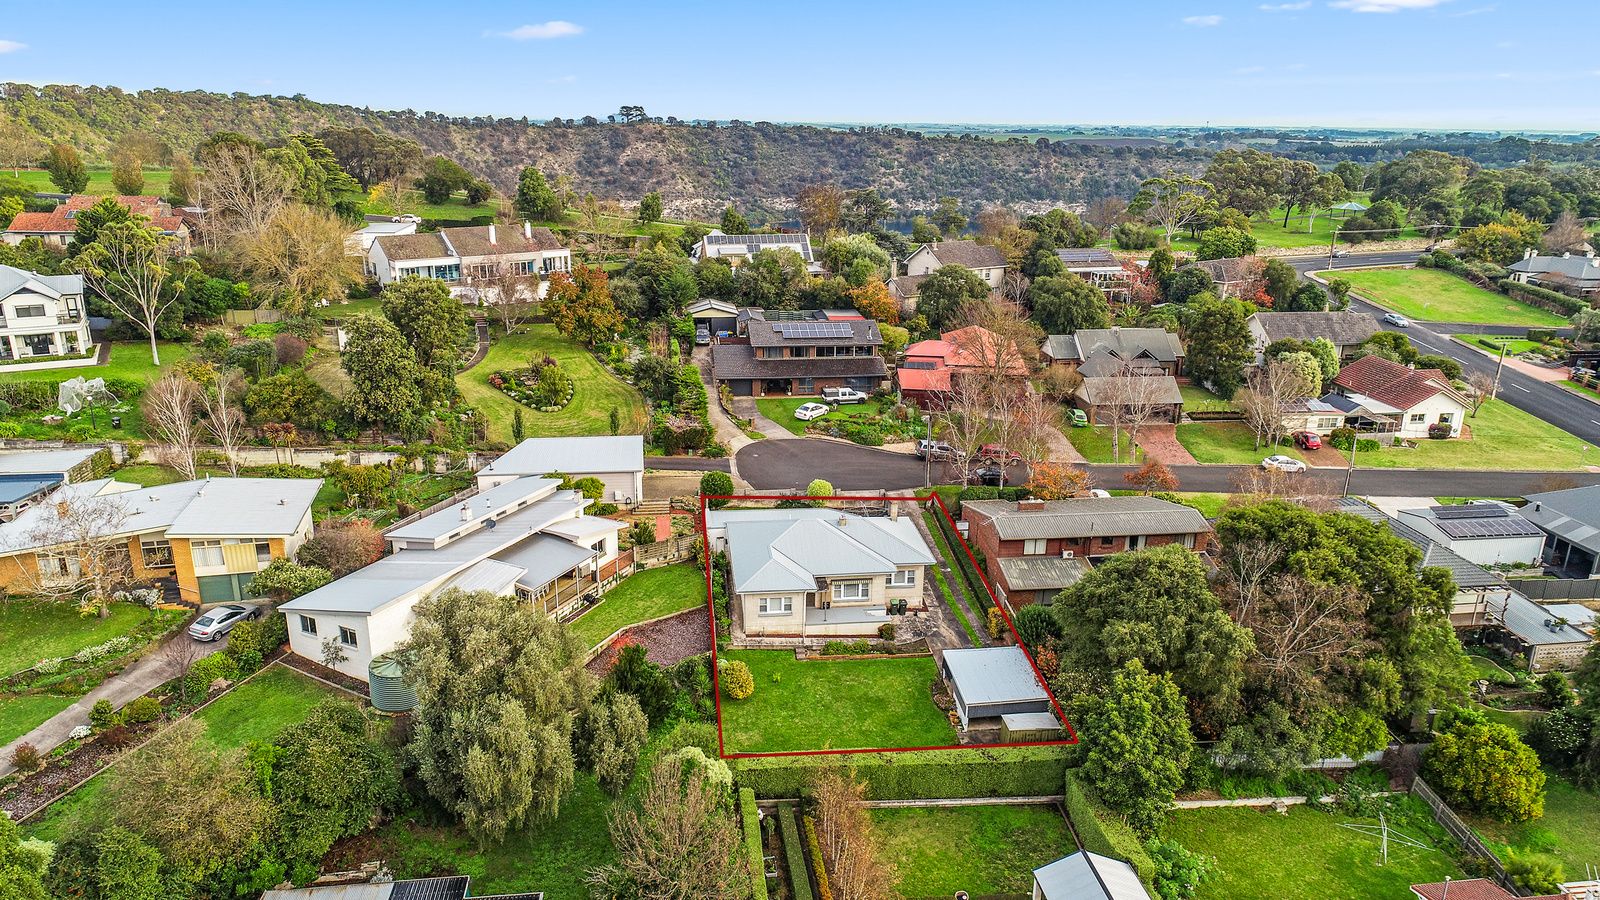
1218 538 1287 628
73 222 192 365
1094 363 1175 463
811 770 897 900
22 491 132 616
933 301 1044 483
201 367 248 476
468 256 541 334
194 143 295 253
0 128 43 177
142 371 202 480
1543 210 1590 256
1466 371 1495 417
588 752 745 900
1235 359 1319 451
1224 573 1370 703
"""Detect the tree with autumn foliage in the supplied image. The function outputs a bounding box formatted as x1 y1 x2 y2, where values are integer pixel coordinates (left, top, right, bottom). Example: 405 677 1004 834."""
849 278 898 324
1125 460 1179 494
545 265 624 347
1026 461 1092 500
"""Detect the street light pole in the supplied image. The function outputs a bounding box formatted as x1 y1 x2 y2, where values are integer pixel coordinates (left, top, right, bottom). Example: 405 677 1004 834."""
1492 341 1508 400
922 414 932 489
1342 429 1359 497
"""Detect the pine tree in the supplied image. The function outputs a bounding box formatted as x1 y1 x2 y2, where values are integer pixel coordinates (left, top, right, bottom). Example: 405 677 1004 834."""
512 408 526 443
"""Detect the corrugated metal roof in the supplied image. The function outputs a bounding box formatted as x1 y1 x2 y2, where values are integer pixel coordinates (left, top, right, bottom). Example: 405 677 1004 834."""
1500 591 1592 646
493 534 597 591
995 555 1090 591
478 436 645 480
1033 851 1152 900
0 474 61 504
941 646 1050 707
438 558 526 596
0 447 99 477
387 477 559 543
165 477 323 537
963 497 1208 541
1522 485 1600 554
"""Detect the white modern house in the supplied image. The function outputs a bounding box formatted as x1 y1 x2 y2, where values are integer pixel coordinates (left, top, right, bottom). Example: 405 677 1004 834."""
476 435 645 507
346 220 417 254
903 240 1008 290
279 475 624 682
704 505 933 638
692 231 822 274
366 222 572 299
0 265 94 370
1396 505 1546 568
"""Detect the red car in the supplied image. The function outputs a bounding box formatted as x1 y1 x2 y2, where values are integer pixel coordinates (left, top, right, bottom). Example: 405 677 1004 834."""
978 444 1023 465
1292 430 1323 450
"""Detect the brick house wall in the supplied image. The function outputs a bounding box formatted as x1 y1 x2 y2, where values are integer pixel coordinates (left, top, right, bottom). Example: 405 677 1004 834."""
962 505 1211 591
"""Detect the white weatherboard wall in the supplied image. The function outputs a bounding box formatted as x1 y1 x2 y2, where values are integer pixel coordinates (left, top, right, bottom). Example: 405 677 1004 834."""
285 602 415 682
1396 393 1466 439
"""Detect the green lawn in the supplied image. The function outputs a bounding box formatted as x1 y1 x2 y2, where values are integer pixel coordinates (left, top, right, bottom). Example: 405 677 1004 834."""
1065 424 1144 464
1466 654 1517 686
753 396 918 442
1180 384 1237 413
0 340 192 383
1354 399 1594 470
1470 771 1600 879
756 397 825 435
1166 804 1464 900
11 167 176 199
1323 268 1569 327
0 341 196 441
718 650 957 753
1176 422 1301 466
1561 380 1600 403
1475 704 1544 735
193 664 346 748
1453 334 1540 356
0 694 76 745
872 804 1074 899
316 298 385 321
571 563 704 649
455 325 647 443
0 600 157 676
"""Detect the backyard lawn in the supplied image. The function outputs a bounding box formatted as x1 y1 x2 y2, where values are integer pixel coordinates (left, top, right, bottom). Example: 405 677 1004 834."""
873 804 1074 899
1322 268 1569 327
193 664 347 748
1166 804 1464 900
1354 399 1594 470
1179 384 1237 413
1176 422 1302 466
718 650 957 753
1065 424 1143 464
0 340 193 384
455 325 647 443
11 166 177 199
1470 771 1600 879
0 600 157 676
571 563 704 649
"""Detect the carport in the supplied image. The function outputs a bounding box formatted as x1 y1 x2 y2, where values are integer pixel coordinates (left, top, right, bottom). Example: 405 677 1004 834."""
940 646 1053 730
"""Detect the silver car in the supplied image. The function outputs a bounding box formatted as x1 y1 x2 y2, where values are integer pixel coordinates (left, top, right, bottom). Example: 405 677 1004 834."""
188 603 262 641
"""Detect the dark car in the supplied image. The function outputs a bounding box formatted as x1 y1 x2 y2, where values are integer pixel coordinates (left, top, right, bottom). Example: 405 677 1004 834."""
971 465 1006 487
1292 430 1323 450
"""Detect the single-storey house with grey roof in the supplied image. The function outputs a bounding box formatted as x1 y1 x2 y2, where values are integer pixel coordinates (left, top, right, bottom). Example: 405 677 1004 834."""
280 474 624 682
1247 311 1379 363
1032 851 1152 900
1396 505 1545 568
705 504 933 638
366 222 571 299
1521 484 1600 578
476 435 645 506
1507 249 1600 296
962 497 1211 606
940 646 1054 729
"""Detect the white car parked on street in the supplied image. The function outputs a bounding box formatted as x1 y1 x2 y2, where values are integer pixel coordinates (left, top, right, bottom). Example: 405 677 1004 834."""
1261 455 1307 474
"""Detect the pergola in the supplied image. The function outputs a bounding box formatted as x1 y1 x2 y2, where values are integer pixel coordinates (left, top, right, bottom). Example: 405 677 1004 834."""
1330 200 1369 219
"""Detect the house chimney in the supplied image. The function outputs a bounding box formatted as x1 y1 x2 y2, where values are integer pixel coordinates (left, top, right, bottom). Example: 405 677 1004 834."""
1525 248 1536 260
488 223 497 245
837 515 848 528
1017 498 1047 512
523 221 532 240
888 501 899 521
1562 251 1570 259
459 503 471 522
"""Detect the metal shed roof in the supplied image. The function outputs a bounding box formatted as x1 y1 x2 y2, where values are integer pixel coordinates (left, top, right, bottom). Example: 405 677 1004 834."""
478 436 645 480
941 646 1050 707
962 497 1208 541
1033 852 1152 900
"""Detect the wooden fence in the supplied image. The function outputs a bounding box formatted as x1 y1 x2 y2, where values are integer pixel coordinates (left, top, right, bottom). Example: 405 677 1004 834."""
1410 776 1519 894
634 533 698 568
1509 577 1600 601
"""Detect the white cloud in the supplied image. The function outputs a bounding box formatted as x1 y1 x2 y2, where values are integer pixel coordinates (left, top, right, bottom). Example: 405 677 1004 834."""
1182 14 1223 26
1259 2 1312 10
547 74 578 84
1448 5 1494 15
0 39 26 54
1329 0 1449 12
492 21 583 40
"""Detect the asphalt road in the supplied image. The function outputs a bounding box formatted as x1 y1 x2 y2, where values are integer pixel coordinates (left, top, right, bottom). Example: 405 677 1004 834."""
733 438 1600 497
1287 250 1600 447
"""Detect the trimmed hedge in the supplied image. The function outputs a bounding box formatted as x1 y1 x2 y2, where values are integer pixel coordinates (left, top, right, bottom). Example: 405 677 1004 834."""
739 788 769 900
1063 771 1156 885
1498 279 1589 316
733 745 1072 801
804 815 833 900
778 805 814 900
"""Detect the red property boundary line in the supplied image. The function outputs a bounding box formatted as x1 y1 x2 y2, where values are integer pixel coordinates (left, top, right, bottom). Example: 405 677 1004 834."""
701 492 1078 760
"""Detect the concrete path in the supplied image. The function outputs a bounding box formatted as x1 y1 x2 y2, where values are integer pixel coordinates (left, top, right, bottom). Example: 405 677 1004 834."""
910 506 989 648
736 398 795 440
693 346 755 456
0 631 224 777
1044 423 1086 464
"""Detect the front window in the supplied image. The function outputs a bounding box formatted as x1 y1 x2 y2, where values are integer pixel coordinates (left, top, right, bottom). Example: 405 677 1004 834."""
1438 413 1454 425
37 551 78 579
888 569 916 587
758 596 793 615
1099 536 1114 547
255 541 272 565
140 537 173 568
299 615 317 635
1409 413 1426 424
832 580 871 602
12 304 45 319
1022 539 1047 556
796 377 814 394
191 540 224 568
339 626 358 647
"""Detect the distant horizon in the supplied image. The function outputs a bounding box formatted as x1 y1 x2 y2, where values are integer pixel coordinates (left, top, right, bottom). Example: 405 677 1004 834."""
1 1 1596 132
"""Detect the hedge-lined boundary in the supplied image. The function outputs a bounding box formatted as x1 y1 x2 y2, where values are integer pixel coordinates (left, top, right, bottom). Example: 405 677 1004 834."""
738 788 769 900
926 499 993 614
1063 771 1155 886
733 745 1072 801
778 804 814 900
803 815 833 900
1498 278 1589 316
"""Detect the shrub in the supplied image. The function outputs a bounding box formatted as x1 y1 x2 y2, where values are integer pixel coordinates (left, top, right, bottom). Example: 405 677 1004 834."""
224 620 271 670
1355 438 1381 453
0 422 20 438
1327 427 1356 451
739 789 769 900
1425 717 1546 822
1427 422 1453 440
1498 279 1586 315
778 805 814 900
90 698 117 732
9 742 42 773
120 695 163 725
700 470 734 508
1013 604 1060 648
877 623 895 640
97 724 136 750
720 658 755 700
1147 838 1215 900
733 745 1072 800
1064 771 1156 883
1113 222 1160 251
181 653 240 701
1505 851 1565 895
804 815 832 900
986 606 1007 638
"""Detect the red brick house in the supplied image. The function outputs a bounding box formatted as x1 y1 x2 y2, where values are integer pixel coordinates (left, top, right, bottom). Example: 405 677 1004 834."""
961 497 1212 607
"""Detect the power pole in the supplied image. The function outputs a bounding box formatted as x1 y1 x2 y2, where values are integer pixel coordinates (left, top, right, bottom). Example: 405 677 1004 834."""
1492 341 1508 399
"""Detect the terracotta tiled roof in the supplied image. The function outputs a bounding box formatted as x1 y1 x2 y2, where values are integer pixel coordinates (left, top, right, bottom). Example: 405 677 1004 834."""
4 195 186 237
3 211 70 234
897 367 953 392
941 326 1028 375
1409 879 1564 900
1334 354 1459 411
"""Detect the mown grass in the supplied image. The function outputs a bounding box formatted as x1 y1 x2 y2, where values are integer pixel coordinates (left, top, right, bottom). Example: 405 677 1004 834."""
0 600 157 676
1065 424 1143 464
1471 770 1600 880
1355 399 1594 470
1325 268 1568 327
1176 422 1302 466
0 693 77 745
454 325 647 443
718 650 957 753
192 664 345 749
873 804 1074 899
570 563 704 649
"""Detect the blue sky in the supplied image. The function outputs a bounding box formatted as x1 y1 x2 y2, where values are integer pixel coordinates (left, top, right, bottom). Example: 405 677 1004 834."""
1 1 1595 131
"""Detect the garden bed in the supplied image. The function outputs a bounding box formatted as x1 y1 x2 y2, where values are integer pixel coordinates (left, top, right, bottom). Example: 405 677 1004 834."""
486 357 574 411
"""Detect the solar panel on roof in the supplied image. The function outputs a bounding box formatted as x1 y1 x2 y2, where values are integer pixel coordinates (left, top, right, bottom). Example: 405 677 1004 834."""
1433 505 1508 519
390 877 470 900
773 321 851 338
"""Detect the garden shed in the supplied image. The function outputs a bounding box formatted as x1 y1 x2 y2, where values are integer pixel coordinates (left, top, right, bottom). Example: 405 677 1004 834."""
939 646 1052 729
